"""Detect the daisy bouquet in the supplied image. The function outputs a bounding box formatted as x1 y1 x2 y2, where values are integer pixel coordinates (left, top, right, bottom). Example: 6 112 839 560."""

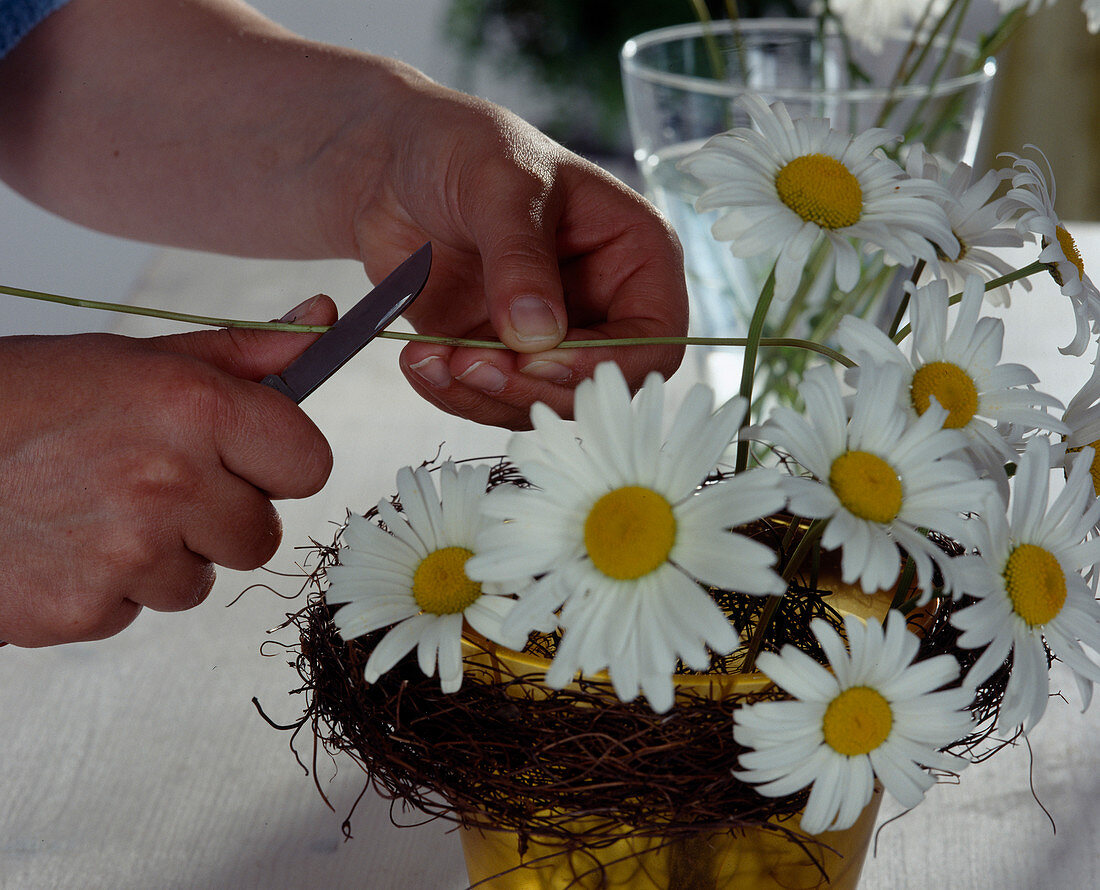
652 0 1100 410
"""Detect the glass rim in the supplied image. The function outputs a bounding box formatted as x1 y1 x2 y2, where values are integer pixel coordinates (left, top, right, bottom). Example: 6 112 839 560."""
621 18 997 102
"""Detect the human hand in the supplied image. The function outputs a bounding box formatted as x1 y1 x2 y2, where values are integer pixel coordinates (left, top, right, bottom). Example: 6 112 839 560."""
350 76 688 429
0 297 336 646
0 3 686 431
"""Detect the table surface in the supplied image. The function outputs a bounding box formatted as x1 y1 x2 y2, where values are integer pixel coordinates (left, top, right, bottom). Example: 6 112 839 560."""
3 232 1100 890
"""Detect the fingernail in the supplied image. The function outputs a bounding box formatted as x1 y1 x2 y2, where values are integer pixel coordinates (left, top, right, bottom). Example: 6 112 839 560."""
509 296 562 344
457 361 507 394
522 360 573 383
409 355 452 388
279 295 319 324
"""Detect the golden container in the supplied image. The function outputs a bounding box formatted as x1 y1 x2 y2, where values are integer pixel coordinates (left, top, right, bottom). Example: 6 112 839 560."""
457 579 896 889
459 786 881 890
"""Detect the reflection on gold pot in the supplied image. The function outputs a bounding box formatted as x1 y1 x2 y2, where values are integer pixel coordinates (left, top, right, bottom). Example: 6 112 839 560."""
459 756 882 890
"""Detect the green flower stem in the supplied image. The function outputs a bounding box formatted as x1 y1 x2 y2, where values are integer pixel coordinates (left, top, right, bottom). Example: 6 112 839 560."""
874 0 961 128
734 267 777 474
0 284 332 333
890 259 1047 344
772 241 832 339
758 258 891 409
806 260 884 344
690 0 728 82
901 0 972 143
882 0 939 96
975 6 1030 63
2 280 857 366
379 331 855 365
740 518 828 675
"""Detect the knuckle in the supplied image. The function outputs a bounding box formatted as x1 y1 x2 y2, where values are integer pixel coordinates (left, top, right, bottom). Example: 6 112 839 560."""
42 586 140 645
122 449 200 500
147 356 225 427
92 522 163 581
493 231 555 269
156 563 217 613
234 502 283 569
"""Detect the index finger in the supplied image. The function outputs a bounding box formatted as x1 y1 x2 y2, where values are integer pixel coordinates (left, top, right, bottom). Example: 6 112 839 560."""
211 377 333 500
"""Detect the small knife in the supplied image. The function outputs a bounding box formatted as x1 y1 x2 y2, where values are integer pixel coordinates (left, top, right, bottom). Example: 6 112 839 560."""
261 243 432 403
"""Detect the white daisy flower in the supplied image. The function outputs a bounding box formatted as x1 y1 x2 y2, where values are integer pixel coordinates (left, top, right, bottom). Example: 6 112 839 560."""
903 146 1027 305
762 362 992 598
1001 146 1100 355
951 437 1100 731
679 94 957 303
733 611 974 835
325 462 523 694
836 275 1067 485
465 361 788 713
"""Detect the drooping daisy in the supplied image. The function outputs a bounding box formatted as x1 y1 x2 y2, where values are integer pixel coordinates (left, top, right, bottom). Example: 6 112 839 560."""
465 361 788 713
836 275 1067 485
679 93 957 303
762 362 992 597
1062 361 1100 498
326 462 523 694
903 146 1027 305
733 611 974 834
951 437 1100 732
1001 146 1100 355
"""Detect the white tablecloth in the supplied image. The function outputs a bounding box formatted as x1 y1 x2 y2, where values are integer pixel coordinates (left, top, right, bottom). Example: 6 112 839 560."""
2 232 1099 889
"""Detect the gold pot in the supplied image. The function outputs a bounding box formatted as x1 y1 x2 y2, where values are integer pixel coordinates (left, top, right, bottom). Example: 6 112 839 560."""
459 788 881 890
456 576 898 889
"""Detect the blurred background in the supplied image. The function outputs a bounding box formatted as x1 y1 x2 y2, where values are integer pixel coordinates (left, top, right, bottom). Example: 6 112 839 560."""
2 0 1098 337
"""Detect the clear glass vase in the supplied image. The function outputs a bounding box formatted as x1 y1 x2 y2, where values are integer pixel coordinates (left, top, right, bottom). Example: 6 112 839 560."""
620 19 997 405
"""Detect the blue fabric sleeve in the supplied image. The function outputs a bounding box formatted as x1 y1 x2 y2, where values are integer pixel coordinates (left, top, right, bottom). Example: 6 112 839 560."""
0 0 71 59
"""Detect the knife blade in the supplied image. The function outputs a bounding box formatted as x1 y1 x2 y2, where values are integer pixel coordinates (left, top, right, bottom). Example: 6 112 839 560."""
261 242 432 403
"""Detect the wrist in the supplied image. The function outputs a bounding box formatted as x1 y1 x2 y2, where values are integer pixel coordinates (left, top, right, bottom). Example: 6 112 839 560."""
308 54 442 262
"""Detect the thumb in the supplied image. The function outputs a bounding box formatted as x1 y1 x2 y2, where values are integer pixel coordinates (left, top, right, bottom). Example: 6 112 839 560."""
482 229 568 354
147 295 339 381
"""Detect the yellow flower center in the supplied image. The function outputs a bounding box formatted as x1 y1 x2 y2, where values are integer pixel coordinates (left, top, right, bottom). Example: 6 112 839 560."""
910 361 979 429
829 451 903 524
1052 225 1086 285
775 153 863 230
1088 447 1100 498
1003 543 1066 628
822 686 893 756
935 236 966 263
412 546 482 615
1081 441 1100 497
584 486 677 580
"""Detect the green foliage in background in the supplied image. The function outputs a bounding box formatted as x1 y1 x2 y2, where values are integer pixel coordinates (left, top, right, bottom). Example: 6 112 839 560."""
445 0 808 153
